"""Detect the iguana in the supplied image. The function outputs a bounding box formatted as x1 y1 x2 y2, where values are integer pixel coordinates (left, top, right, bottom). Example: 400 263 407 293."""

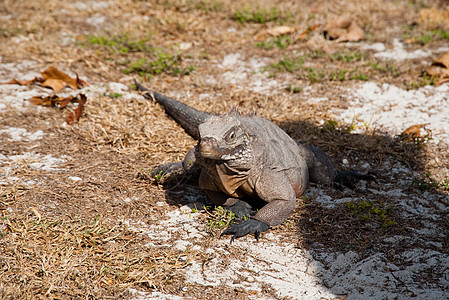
135 81 373 243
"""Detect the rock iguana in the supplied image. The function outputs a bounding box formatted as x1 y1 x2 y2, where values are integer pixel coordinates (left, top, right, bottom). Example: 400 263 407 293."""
136 81 372 242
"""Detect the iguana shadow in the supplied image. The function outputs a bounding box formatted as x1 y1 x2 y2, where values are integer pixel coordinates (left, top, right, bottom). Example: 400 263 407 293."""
277 118 449 298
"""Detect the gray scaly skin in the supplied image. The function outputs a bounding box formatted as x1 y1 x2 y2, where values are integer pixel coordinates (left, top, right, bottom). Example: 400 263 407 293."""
136 81 373 243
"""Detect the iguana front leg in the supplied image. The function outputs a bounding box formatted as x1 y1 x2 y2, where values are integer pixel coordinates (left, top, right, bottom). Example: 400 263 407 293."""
222 168 299 242
199 169 253 218
151 148 199 179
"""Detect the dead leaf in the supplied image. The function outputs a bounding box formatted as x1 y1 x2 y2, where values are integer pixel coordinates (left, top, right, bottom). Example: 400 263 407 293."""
29 95 58 107
100 278 115 287
425 51 449 84
40 78 66 93
431 51 449 69
418 8 449 29
401 123 430 137
59 96 75 108
67 94 87 125
1 67 88 92
267 26 296 37
255 31 268 41
323 16 364 42
297 24 321 40
437 77 449 86
40 67 89 92
0 77 40 86
256 25 300 41
30 207 42 222
28 95 79 108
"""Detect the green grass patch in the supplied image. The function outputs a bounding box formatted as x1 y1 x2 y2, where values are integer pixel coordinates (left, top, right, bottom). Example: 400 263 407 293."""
256 35 292 49
351 72 369 81
321 119 356 133
123 52 195 78
85 34 153 54
286 84 302 93
82 33 195 78
412 172 449 191
267 56 304 72
233 7 291 24
306 67 325 82
161 0 224 13
415 29 449 45
406 73 438 90
347 199 397 229
264 55 372 83
366 61 402 77
263 50 371 82
205 206 236 237
331 51 365 62
194 0 225 13
329 69 348 81
104 92 123 99
403 28 449 45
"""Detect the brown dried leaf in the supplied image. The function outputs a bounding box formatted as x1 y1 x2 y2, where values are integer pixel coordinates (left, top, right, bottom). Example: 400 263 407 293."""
255 31 268 41
1 67 88 92
40 67 78 92
425 51 449 79
401 123 430 137
338 22 364 42
418 8 449 29
0 77 40 86
40 78 66 93
323 16 364 42
67 94 87 125
255 26 298 41
436 77 449 86
75 72 89 88
433 51 449 69
59 96 75 109
267 26 296 37
29 95 58 107
30 207 42 222
297 24 321 40
28 95 79 108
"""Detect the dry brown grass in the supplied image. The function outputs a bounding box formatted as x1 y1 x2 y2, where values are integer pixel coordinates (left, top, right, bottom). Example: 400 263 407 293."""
0 211 198 299
76 93 196 162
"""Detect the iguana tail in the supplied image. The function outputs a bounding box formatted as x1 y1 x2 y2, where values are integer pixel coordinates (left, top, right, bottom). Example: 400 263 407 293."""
135 80 212 140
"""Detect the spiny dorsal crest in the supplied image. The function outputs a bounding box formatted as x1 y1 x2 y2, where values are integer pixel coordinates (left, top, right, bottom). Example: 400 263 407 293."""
227 106 256 117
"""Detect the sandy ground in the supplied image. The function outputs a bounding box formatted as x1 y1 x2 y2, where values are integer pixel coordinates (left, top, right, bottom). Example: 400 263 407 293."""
1 0 449 299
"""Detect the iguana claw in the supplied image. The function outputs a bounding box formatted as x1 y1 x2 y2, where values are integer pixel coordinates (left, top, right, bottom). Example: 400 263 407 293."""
226 200 253 219
334 170 376 189
221 218 269 244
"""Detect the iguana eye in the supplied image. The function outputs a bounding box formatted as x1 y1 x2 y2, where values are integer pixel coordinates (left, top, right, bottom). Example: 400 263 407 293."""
227 130 236 142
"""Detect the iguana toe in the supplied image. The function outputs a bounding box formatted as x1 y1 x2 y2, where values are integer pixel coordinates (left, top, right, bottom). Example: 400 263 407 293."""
150 162 184 179
222 218 269 243
225 200 253 219
334 170 376 189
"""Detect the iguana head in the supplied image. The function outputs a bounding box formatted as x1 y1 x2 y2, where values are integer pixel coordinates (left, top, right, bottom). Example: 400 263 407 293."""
196 113 253 168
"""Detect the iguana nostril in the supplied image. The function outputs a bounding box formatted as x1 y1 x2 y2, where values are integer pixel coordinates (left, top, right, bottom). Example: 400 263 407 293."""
199 137 218 152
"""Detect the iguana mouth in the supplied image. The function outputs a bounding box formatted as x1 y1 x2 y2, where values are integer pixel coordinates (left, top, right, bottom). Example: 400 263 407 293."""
196 137 232 160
